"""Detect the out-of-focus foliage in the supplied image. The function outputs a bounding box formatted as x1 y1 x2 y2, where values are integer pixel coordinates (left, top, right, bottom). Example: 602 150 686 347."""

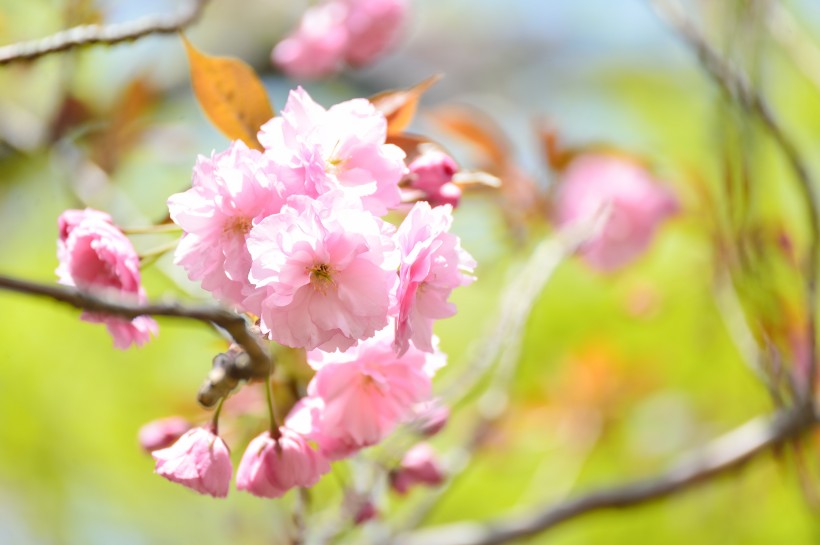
2 0 820 544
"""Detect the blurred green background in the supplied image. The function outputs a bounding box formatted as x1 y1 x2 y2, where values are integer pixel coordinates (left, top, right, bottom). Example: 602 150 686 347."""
2 0 820 543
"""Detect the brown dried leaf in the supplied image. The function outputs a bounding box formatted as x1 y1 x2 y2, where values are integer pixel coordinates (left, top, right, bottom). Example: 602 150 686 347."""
370 74 442 136
428 104 510 171
182 35 273 150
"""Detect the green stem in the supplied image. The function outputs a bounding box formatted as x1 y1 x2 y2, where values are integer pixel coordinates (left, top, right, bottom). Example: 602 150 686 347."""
139 239 180 267
265 374 281 439
211 396 226 435
122 224 183 235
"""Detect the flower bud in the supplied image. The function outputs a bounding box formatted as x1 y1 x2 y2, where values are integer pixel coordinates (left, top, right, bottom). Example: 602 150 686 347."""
236 428 330 498
413 401 450 437
390 443 445 495
152 427 232 498
407 150 461 208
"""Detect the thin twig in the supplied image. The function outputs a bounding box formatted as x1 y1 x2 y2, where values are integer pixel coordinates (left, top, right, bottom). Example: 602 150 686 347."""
649 0 820 404
393 406 819 545
0 274 271 400
0 0 208 65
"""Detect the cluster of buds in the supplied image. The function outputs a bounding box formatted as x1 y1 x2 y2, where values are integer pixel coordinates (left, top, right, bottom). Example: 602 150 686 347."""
56 87 472 500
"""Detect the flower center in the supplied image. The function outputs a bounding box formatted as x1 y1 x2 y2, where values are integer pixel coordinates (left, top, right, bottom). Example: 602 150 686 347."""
224 216 252 235
308 263 336 293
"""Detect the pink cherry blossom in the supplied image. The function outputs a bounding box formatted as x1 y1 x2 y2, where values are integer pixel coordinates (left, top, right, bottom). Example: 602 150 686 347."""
297 328 443 456
406 149 461 208
56 208 158 349
246 191 398 352
168 140 300 307
258 87 405 216
236 428 330 498
271 0 407 79
389 443 445 494
411 399 450 437
271 1 349 80
152 427 233 498
393 202 475 355
555 154 678 272
343 0 408 67
138 416 192 453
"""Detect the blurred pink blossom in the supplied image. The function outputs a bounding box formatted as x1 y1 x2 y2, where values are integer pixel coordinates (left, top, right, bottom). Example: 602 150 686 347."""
271 2 349 80
152 427 232 498
393 202 475 355
412 399 450 437
246 191 398 351
390 442 445 494
555 154 678 272
138 416 192 453
56 208 157 349
258 87 405 216
272 0 408 79
236 428 329 498
343 0 408 67
406 149 461 208
168 140 299 307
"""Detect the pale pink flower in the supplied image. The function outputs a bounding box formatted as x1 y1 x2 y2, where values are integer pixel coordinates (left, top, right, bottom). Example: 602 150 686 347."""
300 328 442 455
258 87 405 215
343 0 408 67
272 1 349 80
406 149 461 208
555 154 678 272
286 398 363 460
168 140 300 307
236 428 330 498
56 208 157 349
389 442 445 494
393 202 475 355
246 191 398 352
152 427 233 498
138 416 192 453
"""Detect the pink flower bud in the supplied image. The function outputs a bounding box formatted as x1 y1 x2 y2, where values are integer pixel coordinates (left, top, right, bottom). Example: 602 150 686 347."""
271 2 349 80
353 499 379 524
138 416 192 453
413 400 450 437
407 150 461 208
236 428 330 498
152 427 233 498
390 443 445 494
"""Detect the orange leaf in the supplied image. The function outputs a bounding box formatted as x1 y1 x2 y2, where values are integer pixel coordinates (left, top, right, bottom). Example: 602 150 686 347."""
182 35 273 150
370 74 442 136
429 104 510 171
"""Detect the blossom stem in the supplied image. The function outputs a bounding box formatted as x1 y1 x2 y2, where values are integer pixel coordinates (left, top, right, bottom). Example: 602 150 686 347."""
138 240 179 263
211 396 226 435
122 224 183 235
264 374 282 439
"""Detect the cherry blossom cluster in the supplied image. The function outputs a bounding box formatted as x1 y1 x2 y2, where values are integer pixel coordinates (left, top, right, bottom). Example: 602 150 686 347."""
272 0 408 79
56 87 472 501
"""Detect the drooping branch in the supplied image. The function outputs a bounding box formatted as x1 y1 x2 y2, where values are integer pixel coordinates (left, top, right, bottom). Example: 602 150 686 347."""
392 406 819 545
648 0 820 402
0 273 271 404
0 0 209 65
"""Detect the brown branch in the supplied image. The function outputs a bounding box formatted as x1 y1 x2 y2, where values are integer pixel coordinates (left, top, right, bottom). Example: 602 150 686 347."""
392 406 819 545
0 0 208 65
0 273 272 405
649 0 820 403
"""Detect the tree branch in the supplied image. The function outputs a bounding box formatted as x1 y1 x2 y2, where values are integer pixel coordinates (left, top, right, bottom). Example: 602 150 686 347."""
0 273 271 405
649 0 820 403
0 0 208 65
392 406 819 545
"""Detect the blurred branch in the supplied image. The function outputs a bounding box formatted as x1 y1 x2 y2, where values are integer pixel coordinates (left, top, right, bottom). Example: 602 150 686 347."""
0 0 209 65
649 0 820 402
0 273 271 403
393 406 819 545
766 2 820 95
